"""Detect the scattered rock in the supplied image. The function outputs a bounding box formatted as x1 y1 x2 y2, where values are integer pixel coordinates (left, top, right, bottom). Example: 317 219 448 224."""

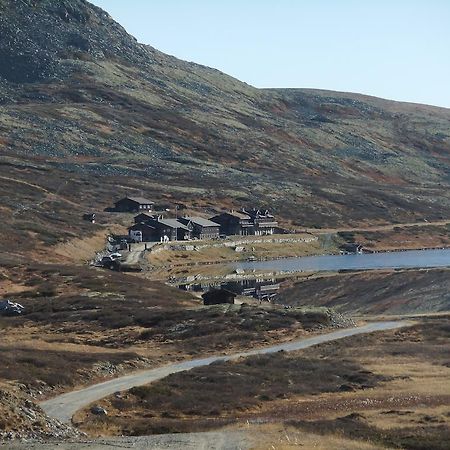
0 299 24 316
90 405 107 416
338 384 355 392
0 383 82 441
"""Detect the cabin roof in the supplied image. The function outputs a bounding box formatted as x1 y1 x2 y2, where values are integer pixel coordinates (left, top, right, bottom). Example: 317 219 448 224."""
157 218 191 230
213 211 251 220
201 288 237 299
134 212 154 219
182 216 220 227
126 196 154 204
129 222 156 231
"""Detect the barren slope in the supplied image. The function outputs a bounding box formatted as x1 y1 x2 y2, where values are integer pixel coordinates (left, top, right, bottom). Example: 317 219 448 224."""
0 0 449 255
277 268 450 315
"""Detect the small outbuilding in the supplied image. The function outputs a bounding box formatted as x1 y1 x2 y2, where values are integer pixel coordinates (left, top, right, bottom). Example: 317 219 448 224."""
340 243 363 254
202 289 237 306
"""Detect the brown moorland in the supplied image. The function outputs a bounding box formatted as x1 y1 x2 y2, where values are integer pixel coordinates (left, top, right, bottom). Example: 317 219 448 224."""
0 257 343 397
276 268 450 316
76 317 450 450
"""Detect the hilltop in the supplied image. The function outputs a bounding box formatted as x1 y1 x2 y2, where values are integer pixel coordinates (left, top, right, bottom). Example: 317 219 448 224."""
0 0 449 255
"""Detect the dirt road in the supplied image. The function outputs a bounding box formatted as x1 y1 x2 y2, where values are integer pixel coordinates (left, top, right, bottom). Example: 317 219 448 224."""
41 321 410 424
4 430 254 450
120 242 156 267
123 242 147 264
306 219 450 234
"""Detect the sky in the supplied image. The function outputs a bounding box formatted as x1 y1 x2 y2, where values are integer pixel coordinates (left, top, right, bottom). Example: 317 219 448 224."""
90 0 450 108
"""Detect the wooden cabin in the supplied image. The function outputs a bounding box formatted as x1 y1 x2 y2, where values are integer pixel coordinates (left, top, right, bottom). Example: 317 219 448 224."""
129 217 190 242
114 196 154 213
209 211 253 236
202 289 237 306
178 217 220 239
210 209 278 236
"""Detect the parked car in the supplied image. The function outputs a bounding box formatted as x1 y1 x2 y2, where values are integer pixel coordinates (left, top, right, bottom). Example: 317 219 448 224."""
109 252 122 260
100 255 115 264
100 256 119 270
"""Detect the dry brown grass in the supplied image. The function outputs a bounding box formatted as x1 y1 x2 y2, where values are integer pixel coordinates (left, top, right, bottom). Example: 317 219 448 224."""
75 353 384 435
0 259 338 401
51 225 125 263
277 268 450 316
251 424 384 450
352 223 450 251
75 317 450 448
147 234 326 280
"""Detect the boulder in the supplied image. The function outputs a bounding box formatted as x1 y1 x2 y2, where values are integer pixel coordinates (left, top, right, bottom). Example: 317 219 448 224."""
0 300 24 316
90 405 107 416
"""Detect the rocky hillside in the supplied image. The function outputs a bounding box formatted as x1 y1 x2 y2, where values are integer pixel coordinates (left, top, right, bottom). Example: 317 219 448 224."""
0 382 79 440
1 0 450 254
277 269 450 316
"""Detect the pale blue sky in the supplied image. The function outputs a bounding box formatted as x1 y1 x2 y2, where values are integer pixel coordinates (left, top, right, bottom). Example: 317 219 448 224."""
91 0 450 108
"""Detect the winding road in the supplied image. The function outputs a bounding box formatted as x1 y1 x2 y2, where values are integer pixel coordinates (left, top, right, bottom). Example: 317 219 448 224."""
41 320 410 424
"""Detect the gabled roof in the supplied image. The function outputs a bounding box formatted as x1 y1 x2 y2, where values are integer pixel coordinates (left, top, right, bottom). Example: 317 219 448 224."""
213 211 251 220
201 288 237 299
126 196 154 204
129 222 156 231
181 216 220 227
244 208 275 219
157 218 191 231
134 213 154 219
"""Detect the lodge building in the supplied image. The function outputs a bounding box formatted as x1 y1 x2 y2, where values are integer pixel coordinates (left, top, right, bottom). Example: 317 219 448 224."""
210 209 278 236
115 194 280 242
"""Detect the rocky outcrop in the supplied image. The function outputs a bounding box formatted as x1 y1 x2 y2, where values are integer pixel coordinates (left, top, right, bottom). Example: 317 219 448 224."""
0 0 155 84
0 383 81 440
0 300 24 316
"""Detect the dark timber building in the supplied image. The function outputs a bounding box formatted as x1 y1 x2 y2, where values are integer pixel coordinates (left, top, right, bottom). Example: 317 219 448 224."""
114 197 154 213
210 209 278 236
129 216 190 242
202 289 237 306
209 211 254 236
178 217 220 239
246 209 278 236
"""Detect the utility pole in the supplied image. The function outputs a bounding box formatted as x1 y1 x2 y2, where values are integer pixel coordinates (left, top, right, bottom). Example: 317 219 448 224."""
175 205 178 241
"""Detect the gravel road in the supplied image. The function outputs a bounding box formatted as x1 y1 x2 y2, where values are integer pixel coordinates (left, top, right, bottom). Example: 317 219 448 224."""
41 321 410 424
123 242 148 265
3 430 254 450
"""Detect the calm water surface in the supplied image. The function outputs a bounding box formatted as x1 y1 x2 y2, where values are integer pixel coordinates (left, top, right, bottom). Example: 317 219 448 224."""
234 248 450 273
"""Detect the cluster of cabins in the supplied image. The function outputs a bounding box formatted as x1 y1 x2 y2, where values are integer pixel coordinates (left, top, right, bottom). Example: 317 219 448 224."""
114 197 279 242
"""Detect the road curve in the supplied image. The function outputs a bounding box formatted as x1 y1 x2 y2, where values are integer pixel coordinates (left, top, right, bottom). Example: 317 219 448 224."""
41 320 410 423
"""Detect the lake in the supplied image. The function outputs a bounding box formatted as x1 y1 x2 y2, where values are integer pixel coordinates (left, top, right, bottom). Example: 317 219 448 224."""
233 248 450 273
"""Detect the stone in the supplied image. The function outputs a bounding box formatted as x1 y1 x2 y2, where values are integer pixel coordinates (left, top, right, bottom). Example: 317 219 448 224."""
90 405 107 416
0 299 24 316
